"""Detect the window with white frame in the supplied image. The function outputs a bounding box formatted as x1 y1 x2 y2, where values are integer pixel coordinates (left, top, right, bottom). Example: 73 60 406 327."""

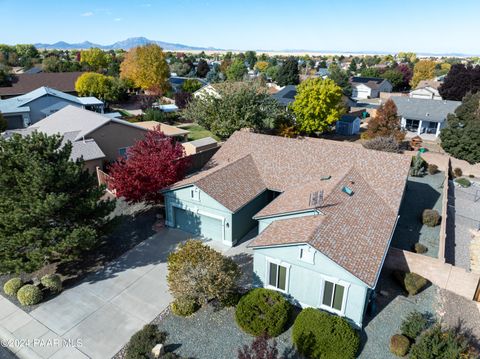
322 280 346 312
190 187 200 201
268 261 288 291
299 246 315 264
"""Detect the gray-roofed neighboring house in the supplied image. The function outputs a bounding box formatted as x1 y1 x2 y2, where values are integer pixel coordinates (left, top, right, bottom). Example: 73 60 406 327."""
3 105 148 172
392 96 461 138
0 86 104 130
351 76 392 99
271 85 297 106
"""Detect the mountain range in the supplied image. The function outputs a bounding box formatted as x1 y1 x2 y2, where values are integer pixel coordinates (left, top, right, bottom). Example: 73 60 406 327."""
34 37 222 51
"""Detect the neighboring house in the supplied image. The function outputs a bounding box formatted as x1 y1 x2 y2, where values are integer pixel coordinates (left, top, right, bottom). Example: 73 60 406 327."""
351 77 393 99
163 131 410 327
182 137 218 155
410 86 441 100
336 114 361 136
169 76 208 93
0 86 104 130
316 68 330 79
3 105 148 172
392 97 461 138
193 84 220 99
416 79 441 90
0 72 84 99
271 85 297 107
135 121 190 142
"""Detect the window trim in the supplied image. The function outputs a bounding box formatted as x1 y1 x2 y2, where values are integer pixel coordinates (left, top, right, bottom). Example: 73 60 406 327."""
318 276 350 316
265 257 291 294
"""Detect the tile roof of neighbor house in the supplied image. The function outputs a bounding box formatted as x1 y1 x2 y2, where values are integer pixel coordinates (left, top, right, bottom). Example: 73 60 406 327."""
134 121 190 136
167 131 411 287
0 86 102 115
4 105 147 162
351 77 387 90
271 85 297 106
0 72 84 97
416 80 442 90
392 97 461 123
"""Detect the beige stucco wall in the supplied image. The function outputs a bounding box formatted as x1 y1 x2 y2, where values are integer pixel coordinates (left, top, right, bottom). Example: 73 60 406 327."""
88 122 147 163
83 158 103 174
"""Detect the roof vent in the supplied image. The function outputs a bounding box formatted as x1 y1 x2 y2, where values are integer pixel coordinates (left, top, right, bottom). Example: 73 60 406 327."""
342 186 354 196
425 112 430 117
309 190 324 207
320 175 331 180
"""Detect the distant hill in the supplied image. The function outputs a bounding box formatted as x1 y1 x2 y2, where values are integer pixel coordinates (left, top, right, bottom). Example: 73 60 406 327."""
34 37 221 51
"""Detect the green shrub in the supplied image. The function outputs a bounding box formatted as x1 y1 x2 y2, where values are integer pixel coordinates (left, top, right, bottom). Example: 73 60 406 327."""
3 278 23 296
219 291 242 307
16 284 43 305
393 271 429 296
411 155 427 177
409 324 474 359
167 240 240 305
235 288 291 337
40 274 62 293
414 243 428 254
292 308 359 359
125 324 167 359
171 297 199 317
453 167 463 177
455 178 471 188
401 311 429 339
427 164 438 175
390 334 410 357
422 209 440 227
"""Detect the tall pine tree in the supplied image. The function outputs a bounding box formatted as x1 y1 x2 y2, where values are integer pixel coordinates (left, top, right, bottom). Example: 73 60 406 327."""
0 132 115 273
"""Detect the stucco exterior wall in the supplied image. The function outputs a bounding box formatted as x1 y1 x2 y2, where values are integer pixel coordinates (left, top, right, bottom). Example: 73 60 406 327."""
88 122 147 163
83 158 103 174
231 191 271 243
27 95 84 125
253 244 369 327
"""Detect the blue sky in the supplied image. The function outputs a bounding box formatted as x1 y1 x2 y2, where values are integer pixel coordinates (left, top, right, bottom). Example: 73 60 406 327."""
1 0 479 54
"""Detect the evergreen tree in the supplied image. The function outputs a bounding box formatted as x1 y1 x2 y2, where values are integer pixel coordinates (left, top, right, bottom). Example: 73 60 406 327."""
0 132 115 273
276 57 299 86
440 92 480 163
196 59 210 78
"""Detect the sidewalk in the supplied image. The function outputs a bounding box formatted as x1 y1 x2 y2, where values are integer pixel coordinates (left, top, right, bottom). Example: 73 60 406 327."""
0 228 189 359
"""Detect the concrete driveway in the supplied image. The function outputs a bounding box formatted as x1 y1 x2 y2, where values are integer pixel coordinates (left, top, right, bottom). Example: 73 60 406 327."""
0 228 190 359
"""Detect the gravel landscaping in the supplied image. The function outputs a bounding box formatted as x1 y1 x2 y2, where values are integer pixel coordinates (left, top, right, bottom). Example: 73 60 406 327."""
358 268 439 359
391 171 445 258
446 180 480 270
0 198 159 312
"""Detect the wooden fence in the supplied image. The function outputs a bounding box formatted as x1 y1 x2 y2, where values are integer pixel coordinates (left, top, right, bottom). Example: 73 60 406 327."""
96 167 117 196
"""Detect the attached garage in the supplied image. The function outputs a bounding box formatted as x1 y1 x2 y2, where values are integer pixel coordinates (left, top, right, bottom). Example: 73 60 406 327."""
173 207 224 240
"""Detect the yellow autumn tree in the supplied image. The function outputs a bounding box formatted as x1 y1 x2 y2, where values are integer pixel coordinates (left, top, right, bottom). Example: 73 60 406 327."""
411 60 436 88
80 48 109 72
120 44 170 94
291 78 345 135
254 61 269 73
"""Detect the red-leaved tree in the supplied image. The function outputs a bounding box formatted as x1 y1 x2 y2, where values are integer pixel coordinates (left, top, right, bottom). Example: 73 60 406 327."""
108 128 188 204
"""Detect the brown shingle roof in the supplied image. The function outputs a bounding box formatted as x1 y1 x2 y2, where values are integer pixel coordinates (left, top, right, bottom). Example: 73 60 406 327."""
0 72 84 97
168 132 410 286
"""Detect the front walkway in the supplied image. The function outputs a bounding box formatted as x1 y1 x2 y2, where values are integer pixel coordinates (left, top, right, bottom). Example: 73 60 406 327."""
0 228 190 359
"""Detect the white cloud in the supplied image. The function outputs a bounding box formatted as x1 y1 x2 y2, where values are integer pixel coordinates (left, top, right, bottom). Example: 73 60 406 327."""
81 11 94 17
114 18 122 22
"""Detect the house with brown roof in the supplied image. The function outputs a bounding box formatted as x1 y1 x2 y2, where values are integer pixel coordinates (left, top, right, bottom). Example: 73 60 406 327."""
162 131 411 327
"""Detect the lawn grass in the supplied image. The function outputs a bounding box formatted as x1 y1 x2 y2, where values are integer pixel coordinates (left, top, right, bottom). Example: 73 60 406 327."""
183 123 220 141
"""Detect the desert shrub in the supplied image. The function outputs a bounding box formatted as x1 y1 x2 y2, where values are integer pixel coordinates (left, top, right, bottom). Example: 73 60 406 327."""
292 308 359 359
171 297 200 317
125 324 167 359
40 274 62 293
3 278 23 296
401 311 429 339
390 334 410 357
427 164 438 175
453 167 463 177
455 178 471 188
167 240 241 305
363 136 401 153
235 288 291 337
16 284 43 305
414 243 428 254
409 324 475 359
393 271 429 296
238 333 281 359
411 154 428 177
422 209 440 227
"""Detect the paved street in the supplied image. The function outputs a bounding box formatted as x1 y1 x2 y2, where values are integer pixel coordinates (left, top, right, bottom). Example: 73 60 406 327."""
0 228 190 359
